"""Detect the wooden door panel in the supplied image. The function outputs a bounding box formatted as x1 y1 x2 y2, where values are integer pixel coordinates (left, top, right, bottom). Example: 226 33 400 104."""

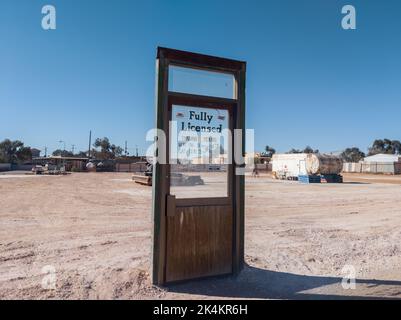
166 205 233 283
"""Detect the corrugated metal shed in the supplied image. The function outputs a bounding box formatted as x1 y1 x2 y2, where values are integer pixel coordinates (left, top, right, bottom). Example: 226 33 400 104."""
363 154 401 163
343 153 401 174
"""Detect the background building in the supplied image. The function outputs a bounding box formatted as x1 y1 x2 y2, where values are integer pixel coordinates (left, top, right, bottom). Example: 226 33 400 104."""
343 153 401 175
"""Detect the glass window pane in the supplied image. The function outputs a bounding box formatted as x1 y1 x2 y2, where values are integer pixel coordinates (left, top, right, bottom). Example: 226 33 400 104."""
168 65 235 99
170 105 230 199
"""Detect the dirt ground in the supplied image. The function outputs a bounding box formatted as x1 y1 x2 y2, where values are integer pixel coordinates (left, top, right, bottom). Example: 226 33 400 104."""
1 171 401 300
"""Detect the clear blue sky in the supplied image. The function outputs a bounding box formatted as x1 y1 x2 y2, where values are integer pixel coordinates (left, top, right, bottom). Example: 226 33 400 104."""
1 0 400 155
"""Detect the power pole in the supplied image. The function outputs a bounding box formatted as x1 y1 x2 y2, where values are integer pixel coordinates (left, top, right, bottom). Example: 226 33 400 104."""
88 130 92 159
136 145 139 157
125 141 128 157
44 146 47 157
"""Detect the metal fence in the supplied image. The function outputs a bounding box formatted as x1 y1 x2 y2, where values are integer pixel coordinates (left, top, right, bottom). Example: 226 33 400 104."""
0 163 33 172
343 162 401 174
115 162 148 173
0 163 12 172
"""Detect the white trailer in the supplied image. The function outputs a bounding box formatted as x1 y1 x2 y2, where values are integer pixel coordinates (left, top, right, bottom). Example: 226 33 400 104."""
272 154 307 180
272 153 343 180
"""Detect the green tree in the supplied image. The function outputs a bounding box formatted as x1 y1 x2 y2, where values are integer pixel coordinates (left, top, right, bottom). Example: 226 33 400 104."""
93 137 123 159
287 146 319 154
262 145 276 158
303 146 319 154
0 139 32 163
110 145 123 158
341 147 365 162
16 147 32 162
52 149 74 157
368 139 401 155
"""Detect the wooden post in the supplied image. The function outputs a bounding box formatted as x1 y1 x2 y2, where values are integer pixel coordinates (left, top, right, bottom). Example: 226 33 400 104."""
151 55 169 285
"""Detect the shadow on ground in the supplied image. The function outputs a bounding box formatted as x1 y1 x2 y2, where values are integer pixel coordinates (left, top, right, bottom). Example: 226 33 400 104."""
167 265 401 300
342 182 371 185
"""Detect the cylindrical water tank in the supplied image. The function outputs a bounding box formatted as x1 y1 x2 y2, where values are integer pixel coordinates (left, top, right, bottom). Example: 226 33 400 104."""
305 154 343 175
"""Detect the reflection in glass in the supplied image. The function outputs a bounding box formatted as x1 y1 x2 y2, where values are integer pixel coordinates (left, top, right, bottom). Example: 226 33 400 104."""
170 105 230 199
169 66 235 99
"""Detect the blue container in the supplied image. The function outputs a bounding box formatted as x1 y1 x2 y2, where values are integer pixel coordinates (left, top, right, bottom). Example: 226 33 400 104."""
321 174 343 183
298 175 321 184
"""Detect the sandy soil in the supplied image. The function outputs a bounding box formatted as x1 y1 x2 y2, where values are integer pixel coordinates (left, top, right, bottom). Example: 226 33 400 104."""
1 172 401 300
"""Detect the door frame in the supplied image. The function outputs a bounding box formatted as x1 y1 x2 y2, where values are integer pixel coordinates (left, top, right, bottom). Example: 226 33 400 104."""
152 47 246 285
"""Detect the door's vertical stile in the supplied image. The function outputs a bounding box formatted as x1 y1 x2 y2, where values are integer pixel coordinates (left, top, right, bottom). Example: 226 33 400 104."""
152 54 169 285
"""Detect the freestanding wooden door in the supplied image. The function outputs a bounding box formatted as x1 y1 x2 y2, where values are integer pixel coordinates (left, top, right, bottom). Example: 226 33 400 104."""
165 96 235 282
152 47 246 285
